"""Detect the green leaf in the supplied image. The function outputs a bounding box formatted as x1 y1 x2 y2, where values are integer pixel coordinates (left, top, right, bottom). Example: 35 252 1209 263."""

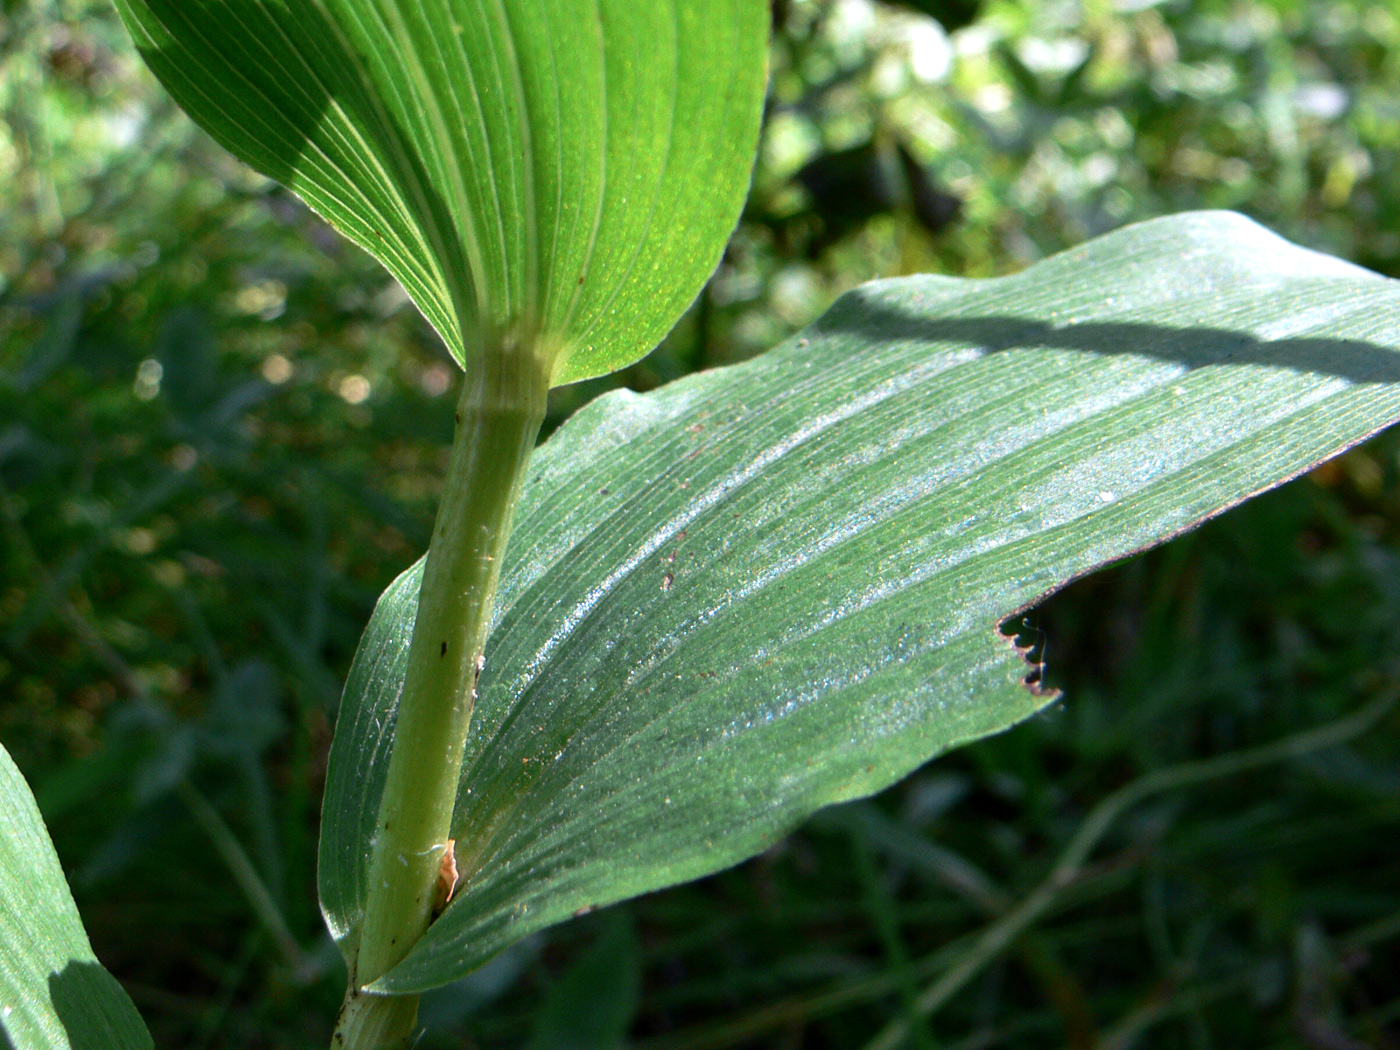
320 212 1400 992
112 0 767 384
0 744 152 1050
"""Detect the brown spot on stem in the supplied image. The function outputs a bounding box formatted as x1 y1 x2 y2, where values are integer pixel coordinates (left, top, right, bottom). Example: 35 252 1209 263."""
440 641 448 658
432 839 459 918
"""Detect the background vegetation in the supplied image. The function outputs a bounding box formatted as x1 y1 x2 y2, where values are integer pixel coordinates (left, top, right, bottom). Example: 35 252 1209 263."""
2 0 1397 1046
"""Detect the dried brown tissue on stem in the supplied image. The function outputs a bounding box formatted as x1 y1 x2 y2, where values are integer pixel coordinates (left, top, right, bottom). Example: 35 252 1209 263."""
433 838 460 916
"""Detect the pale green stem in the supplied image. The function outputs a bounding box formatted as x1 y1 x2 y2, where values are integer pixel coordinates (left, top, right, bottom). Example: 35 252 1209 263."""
332 992 419 1050
333 348 548 1050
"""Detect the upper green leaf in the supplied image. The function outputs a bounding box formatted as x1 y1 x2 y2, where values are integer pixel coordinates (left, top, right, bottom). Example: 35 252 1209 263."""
321 212 1400 992
112 0 768 385
0 743 153 1050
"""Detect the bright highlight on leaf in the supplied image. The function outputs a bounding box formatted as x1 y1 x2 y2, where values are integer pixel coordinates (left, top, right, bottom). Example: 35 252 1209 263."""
112 0 768 385
0 743 153 1050
320 212 1400 993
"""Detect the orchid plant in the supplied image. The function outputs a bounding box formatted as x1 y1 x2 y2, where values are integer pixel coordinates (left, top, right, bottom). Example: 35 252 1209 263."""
5 3 1400 1049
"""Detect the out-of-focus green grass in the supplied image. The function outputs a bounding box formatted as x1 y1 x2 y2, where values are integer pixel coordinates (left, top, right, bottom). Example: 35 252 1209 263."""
1 0 1396 1046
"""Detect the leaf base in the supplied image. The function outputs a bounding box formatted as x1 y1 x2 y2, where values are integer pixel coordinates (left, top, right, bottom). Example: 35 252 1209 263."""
332 988 419 1050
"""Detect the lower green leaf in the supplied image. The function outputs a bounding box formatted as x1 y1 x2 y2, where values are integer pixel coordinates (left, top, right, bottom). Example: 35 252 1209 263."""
0 744 152 1050
319 211 1400 992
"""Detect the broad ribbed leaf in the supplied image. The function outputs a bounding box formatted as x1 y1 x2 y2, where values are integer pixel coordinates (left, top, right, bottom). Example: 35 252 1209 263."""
0 744 152 1050
321 212 1400 992
112 0 767 384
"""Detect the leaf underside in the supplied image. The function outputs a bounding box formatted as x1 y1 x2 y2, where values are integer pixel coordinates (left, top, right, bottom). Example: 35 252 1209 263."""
320 212 1400 992
0 744 152 1050
112 0 767 384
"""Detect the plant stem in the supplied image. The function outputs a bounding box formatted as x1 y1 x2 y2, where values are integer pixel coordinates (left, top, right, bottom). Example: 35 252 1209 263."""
333 992 420 1050
333 348 548 1049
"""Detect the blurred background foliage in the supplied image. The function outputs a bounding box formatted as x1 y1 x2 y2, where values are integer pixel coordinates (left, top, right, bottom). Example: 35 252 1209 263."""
1 0 1398 1047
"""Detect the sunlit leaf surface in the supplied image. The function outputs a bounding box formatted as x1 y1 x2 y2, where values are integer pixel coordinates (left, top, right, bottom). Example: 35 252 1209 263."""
0 744 152 1050
112 0 767 383
321 212 1400 992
